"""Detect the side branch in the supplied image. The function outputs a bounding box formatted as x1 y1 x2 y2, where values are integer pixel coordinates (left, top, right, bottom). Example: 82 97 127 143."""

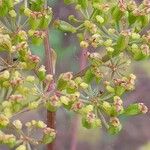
73 54 110 78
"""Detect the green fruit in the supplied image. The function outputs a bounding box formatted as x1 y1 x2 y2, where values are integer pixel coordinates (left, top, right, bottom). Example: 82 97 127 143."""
108 124 122 135
31 36 43 45
39 15 52 29
29 18 42 30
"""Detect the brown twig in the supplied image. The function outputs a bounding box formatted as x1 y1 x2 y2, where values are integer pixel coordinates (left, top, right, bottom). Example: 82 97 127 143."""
44 29 56 150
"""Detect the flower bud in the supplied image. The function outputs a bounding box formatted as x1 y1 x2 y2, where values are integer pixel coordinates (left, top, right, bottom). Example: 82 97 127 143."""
3 108 12 117
131 44 138 52
16 145 26 150
26 76 35 82
37 65 46 81
24 8 31 16
57 72 73 91
96 15 104 24
28 101 39 109
108 117 122 135
45 74 53 82
106 47 114 57
46 95 61 112
138 103 148 114
28 54 40 64
37 121 47 128
18 30 28 41
131 33 140 40
0 70 10 80
9 10 17 18
2 101 11 108
80 41 89 48
25 122 32 128
4 134 16 148
79 82 88 89
82 112 101 129
72 101 84 112
106 85 115 93
80 105 94 114
66 80 78 93
60 96 70 105
13 120 22 130
108 28 116 34
104 39 113 47
0 114 9 128
74 77 83 84
42 128 56 144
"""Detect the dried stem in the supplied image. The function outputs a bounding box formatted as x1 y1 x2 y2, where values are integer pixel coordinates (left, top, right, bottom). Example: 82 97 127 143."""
44 29 56 150
70 48 88 150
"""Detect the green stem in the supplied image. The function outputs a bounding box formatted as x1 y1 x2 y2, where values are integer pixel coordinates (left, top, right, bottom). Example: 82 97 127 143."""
97 110 109 129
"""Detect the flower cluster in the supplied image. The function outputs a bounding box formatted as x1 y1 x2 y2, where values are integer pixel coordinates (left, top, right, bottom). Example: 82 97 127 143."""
0 0 149 149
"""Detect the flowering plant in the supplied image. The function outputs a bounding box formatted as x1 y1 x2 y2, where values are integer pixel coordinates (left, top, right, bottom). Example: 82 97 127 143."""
0 0 149 150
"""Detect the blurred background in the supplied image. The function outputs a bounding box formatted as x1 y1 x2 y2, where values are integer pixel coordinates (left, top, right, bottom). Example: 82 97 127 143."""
1 0 150 150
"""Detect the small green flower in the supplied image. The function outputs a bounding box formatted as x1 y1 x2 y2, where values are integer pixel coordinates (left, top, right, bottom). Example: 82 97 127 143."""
13 120 22 130
16 145 26 150
42 128 56 144
0 114 9 128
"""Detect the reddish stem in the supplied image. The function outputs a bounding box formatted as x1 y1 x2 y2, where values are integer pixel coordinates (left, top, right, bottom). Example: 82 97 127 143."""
44 29 56 150
70 48 87 150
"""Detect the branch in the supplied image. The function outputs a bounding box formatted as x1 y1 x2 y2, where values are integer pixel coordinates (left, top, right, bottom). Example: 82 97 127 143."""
44 29 56 150
73 54 110 79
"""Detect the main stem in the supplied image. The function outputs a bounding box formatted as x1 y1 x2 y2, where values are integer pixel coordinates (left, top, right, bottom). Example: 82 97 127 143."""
44 29 56 150
70 48 87 150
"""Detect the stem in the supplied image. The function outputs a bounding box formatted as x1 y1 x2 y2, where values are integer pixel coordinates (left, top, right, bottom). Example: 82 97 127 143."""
97 110 109 129
73 54 110 79
44 29 56 150
70 48 88 150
